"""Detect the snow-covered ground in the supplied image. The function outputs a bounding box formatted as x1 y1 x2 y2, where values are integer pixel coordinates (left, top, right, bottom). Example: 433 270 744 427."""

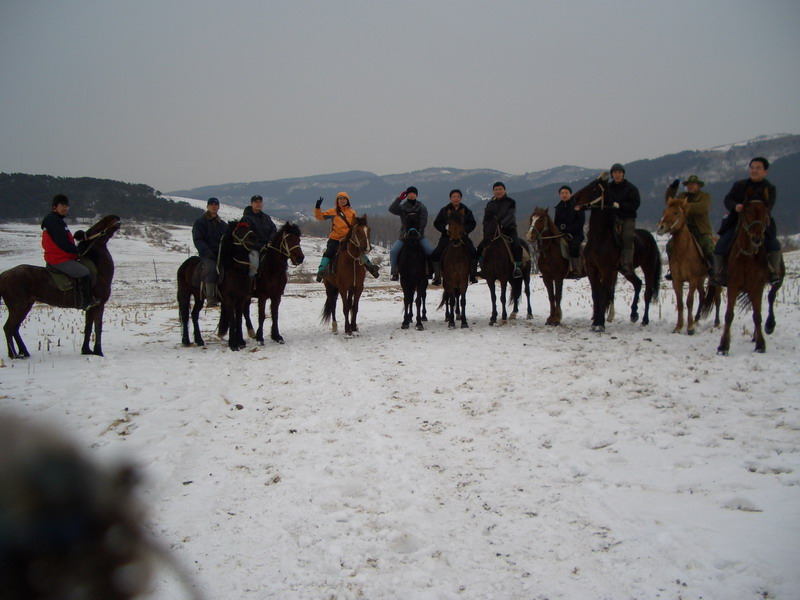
1 219 799 599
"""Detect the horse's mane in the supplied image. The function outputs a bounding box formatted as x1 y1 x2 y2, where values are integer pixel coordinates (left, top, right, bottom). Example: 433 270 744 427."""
278 221 301 238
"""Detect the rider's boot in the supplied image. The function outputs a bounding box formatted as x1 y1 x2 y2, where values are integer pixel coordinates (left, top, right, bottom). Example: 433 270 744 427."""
513 261 523 278
363 256 380 279
77 275 99 311
431 261 442 286
205 281 219 307
316 257 330 283
469 259 478 284
710 254 727 287
569 257 581 279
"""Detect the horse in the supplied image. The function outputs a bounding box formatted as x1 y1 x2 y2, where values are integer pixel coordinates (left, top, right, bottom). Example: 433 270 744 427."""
217 220 257 351
243 222 304 344
176 256 214 347
0 215 121 359
438 211 471 328
321 215 372 337
527 207 572 326
571 173 662 332
480 222 533 326
707 197 779 355
398 212 429 330
657 196 720 335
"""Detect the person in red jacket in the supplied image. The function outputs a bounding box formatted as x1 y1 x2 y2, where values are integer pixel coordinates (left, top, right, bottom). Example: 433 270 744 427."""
41 194 97 310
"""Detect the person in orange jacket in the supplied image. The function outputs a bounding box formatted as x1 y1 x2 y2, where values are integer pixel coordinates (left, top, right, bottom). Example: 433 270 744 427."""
314 192 379 282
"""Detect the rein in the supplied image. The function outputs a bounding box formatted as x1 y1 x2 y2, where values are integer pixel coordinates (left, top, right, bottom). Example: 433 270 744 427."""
267 232 301 265
78 222 117 258
735 200 768 257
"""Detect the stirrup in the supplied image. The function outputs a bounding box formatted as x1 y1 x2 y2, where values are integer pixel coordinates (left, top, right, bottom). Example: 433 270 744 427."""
665 271 673 281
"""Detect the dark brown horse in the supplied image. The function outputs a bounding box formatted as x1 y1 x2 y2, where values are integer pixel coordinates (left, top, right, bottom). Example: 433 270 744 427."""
321 215 371 337
709 198 779 354
244 222 304 344
218 220 257 351
657 196 720 334
176 256 213 347
438 211 470 328
572 173 662 332
526 207 572 326
398 212 429 330
480 223 532 326
0 215 121 358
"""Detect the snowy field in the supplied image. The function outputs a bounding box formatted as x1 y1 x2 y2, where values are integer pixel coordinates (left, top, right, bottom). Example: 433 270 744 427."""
1 218 799 600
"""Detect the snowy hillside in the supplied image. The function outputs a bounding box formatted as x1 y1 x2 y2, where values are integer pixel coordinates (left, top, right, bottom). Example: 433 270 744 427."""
1 221 799 599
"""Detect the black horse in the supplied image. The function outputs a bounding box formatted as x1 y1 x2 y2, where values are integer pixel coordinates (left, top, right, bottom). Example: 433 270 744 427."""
217 220 257 351
176 256 213 347
0 215 121 358
398 212 429 330
572 173 662 332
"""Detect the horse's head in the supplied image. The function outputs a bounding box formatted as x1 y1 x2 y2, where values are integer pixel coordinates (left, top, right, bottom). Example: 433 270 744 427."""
447 210 464 241
526 207 549 243
274 222 305 265
656 197 688 236
738 197 770 253
82 215 121 243
348 215 372 253
571 174 607 211
405 212 422 242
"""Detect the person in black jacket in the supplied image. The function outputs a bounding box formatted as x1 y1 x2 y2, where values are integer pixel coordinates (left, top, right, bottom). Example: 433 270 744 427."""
241 194 277 279
388 186 434 280
430 189 478 285
476 182 523 277
607 163 640 276
554 185 585 278
711 157 781 286
192 197 226 306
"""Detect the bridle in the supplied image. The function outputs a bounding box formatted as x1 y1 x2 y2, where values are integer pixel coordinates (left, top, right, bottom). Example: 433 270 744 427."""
78 219 120 258
346 223 371 259
267 231 303 266
735 199 769 257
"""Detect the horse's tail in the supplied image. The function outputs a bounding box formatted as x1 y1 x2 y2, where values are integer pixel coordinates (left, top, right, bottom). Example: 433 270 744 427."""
437 291 450 310
640 230 662 304
510 275 523 304
698 281 719 319
321 290 335 324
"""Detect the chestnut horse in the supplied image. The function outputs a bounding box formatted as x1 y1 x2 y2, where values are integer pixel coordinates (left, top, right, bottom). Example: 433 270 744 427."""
244 222 304 344
657 196 720 334
526 207 572 326
438 211 470 328
321 215 372 336
0 215 121 358
706 197 780 355
572 173 662 332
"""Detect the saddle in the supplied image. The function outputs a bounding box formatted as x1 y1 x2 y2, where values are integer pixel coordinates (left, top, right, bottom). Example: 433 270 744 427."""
45 259 97 292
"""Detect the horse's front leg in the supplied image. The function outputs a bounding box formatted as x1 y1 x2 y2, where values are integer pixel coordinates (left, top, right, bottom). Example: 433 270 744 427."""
488 281 498 325
672 280 685 334
81 305 105 356
626 272 642 323
751 294 766 353
255 297 267 344
499 282 509 324
415 293 424 330
686 282 697 336
544 278 557 325
244 301 256 339
350 288 362 334
553 278 563 325
270 296 284 344
191 299 204 346
717 289 736 355
459 291 468 328
765 280 781 335
341 290 353 336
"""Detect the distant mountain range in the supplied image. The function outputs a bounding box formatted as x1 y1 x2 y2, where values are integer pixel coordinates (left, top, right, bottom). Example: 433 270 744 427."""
168 134 800 233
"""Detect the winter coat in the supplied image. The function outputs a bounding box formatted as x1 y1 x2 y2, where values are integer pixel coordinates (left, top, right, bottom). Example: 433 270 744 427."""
41 211 78 265
315 205 357 241
676 190 713 237
389 197 429 238
241 205 277 247
607 179 641 219
192 211 227 258
482 196 517 237
433 203 477 240
719 178 777 236
554 199 585 242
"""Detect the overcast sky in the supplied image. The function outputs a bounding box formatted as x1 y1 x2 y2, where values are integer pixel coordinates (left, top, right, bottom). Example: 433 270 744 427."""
2 0 799 192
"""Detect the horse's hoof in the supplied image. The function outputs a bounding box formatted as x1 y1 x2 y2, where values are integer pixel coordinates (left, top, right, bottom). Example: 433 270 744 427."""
182 340 191 347
687 329 695 336
273 338 285 345
755 346 766 353
401 323 410 330
717 347 728 356
591 325 605 333
247 329 256 339
416 324 424 331
448 322 455 329
641 318 649 326
421 315 428 322
460 322 469 329
630 313 639 323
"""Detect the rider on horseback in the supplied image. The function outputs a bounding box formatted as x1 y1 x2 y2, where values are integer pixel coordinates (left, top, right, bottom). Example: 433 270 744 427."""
314 192 379 282
554 185 585 278
241 194 277 283
192 197 226 307
389 186 434 281
711 157 782 287
608 164 641 278
41 194 98 310
431 189 478 285
664 175 714 281
476 182 523 278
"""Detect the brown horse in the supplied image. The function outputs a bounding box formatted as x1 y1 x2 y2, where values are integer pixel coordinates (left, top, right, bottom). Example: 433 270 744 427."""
657 196 719 334
398 212 429 330
572 173 662 332
321 215 371 336
438 211 470 328
526 207 572 325
176 255 210 347
0 215 121 358
480 223 532 326
712 198 777 355
244 222 304 344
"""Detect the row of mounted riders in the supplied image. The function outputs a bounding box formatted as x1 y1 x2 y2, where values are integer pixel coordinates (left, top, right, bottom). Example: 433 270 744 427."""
0 172 786 358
